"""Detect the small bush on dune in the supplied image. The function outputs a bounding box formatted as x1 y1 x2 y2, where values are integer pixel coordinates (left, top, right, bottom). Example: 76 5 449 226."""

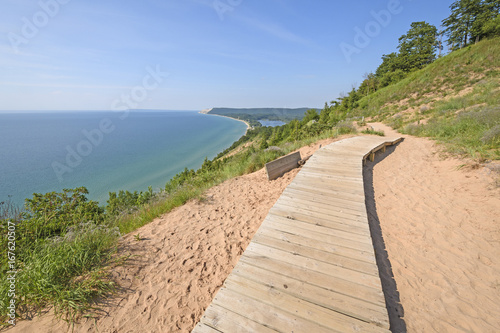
482 124 500 145
335 120 356 134
361 128 385 136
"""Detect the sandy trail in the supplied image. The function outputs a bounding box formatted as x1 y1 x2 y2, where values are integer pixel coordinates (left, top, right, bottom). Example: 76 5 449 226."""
367 123 500 332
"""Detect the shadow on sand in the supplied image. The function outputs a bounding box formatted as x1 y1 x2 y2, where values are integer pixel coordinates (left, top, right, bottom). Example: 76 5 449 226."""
363 143 407 333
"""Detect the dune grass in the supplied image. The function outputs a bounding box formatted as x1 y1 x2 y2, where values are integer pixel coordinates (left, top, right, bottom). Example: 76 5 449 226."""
353 37 500 160
0 189 122 326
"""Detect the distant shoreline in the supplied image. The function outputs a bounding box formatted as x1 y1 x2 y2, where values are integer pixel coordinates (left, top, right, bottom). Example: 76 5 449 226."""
199 110 251 134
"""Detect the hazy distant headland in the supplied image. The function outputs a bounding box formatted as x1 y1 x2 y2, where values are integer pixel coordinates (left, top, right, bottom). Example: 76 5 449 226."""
202 107 317 127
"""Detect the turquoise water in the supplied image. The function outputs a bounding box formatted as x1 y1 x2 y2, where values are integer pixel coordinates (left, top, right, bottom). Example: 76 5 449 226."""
0 111 246 206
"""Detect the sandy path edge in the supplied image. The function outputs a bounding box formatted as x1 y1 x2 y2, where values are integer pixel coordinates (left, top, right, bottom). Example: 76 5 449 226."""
367 123 500 332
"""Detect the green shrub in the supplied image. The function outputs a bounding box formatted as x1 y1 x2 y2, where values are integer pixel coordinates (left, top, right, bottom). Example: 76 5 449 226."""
482 124 500 145
335 120 356 134
388 115 404 129
361 129 385 136
107 186 155 216
0 188 118 325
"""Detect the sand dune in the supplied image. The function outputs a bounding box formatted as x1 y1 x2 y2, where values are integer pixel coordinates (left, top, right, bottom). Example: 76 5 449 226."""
367 123 500 332
9 130 500 332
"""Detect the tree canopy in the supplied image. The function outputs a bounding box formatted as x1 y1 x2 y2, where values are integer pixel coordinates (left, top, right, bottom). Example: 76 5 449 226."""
397 21 439 72
442 0 500 49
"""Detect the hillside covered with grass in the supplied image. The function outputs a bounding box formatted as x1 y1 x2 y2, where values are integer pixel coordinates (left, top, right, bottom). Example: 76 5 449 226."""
354 38 500 159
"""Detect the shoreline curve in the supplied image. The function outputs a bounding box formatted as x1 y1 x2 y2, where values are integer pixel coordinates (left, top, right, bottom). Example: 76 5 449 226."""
199 109 251 134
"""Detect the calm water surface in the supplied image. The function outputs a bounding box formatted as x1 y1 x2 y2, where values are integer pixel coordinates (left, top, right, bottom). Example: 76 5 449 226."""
0 111 246 206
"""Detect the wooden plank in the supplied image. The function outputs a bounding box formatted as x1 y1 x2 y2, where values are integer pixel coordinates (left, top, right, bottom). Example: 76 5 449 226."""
283 186 367 210
232 262 390 328
286 183 366 202
322 148 373 156
211 286 335 333
297 169 364 182
302 164 363 173
279 191 368 217
263 212 372 245
255 224 376 263
323 143 376 151
252 231 379 275
293 172 365 189
223 274 390 332
287 183 364 200
265 151 301 180
263 215 374 251
307 158 360 166
301 166 362 176
192 322 223 333
274 198 367 222
239 255 385 306
309 151 362 162
244 242 382 289
299 169 364 183
268 204 370 232
268 206 370 236
276 196 367 220
198 303 277 333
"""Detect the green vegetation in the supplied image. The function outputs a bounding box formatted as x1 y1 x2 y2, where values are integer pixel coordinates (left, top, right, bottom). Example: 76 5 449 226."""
442 0 500 49
403 107 500 159
1 1 499 327
0 188 119 325
353 37 500 159
361 128 385 137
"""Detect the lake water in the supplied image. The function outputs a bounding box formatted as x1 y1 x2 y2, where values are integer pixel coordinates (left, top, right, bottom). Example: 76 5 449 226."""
0 111 247 207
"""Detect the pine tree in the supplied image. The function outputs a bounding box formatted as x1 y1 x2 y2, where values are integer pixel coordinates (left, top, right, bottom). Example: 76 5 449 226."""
397 21 439 72
319 102 331 124
443 0 486 49
472 0 500 40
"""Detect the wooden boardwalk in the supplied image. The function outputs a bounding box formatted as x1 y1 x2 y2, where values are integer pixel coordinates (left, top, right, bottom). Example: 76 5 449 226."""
192 135 402 333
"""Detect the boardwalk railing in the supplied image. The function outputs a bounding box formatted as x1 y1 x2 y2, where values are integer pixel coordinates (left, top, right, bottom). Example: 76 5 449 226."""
192 135 402 333
265 151 302 180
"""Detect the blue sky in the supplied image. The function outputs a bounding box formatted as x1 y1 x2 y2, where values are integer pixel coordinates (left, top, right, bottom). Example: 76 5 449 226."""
0 0 454 111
